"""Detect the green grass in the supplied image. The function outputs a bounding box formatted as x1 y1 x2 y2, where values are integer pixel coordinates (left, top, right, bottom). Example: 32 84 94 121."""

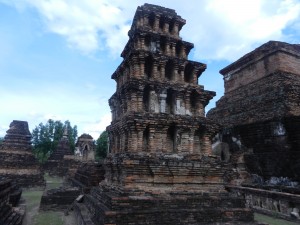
44 173 64 190
22 174 69 225
22 190 43 211
254 213 299 225
33 211 64 225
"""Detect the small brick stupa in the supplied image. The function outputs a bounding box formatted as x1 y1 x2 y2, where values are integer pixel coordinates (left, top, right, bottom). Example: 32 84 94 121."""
0 120 45 187
74 4 256 225
75 133 95 161
48 127 73 160
44 127 78 177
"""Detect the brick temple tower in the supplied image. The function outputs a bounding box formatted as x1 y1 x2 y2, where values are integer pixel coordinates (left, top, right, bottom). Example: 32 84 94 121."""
75 4 256 225
107 4 217 161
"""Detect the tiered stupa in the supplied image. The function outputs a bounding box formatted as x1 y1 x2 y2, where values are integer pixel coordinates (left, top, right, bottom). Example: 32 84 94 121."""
0 120 45 187
44 127 77 176
75 4 256 225
48 127 73 160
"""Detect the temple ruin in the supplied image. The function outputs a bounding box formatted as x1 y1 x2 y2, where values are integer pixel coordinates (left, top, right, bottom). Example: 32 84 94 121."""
74 4 256 225
208 41 300 222
0 177 24 225
75 133 95 161
0 120 45 188
208 41 300 181
44 127 80 177
48 127 73 161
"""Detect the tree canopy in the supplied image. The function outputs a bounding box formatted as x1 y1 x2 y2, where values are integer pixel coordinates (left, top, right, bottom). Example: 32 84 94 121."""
32 119 77 163
95 131 108 160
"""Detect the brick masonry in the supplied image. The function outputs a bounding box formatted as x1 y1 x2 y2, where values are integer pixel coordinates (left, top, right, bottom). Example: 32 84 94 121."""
208 41 300 181
74 4 258 225
0 120 45 188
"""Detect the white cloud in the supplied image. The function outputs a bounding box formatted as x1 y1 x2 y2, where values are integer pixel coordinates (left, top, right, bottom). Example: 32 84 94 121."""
184 0 300 61
2 0 299 61
2 0 132 56
83 113 111 139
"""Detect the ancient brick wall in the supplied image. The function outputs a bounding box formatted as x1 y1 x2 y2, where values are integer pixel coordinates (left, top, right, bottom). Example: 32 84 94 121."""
208 41 300 181
227 185 300 222
0 178 24 225
220 42 300 93
70 162 105 193
40 186 80 211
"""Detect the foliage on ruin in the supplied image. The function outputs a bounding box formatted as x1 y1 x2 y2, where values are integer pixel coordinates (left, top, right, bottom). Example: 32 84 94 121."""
32 119 77 163
95 130 108 160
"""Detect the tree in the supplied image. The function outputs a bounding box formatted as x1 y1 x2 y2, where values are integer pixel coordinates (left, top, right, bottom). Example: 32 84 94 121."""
0 137 4 145
95 131 108 160
32 119 78 163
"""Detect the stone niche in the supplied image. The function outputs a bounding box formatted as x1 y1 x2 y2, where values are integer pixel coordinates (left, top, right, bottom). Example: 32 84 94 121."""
0 120 45 188
74 4 258 225
208 41 300 182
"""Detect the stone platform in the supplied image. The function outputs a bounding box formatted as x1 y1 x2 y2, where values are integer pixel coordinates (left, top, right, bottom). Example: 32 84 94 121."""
74 153 260 225
76 188 255 225
40 186 80 211
70 162 105 193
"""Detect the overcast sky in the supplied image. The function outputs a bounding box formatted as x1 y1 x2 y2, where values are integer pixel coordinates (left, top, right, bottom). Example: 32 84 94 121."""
1 0 300 139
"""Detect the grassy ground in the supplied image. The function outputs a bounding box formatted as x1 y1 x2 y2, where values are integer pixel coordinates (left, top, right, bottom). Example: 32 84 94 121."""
254 213 299 225
32 211 64 225
44 173 64 190
22 174 76 225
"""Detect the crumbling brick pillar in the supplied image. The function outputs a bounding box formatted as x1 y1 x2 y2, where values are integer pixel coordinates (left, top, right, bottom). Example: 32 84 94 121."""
181 45 187 58
173 21 179 37
129 129 138 152
171 41 176 57
140 58 145 78
143 14 149 27
152 61 159 80
154 15 160 31
163 18 170 33
202 134 213 155
178 65 185 83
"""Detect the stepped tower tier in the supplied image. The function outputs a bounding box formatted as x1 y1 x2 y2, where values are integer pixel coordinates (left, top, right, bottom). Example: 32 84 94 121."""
108 3 216 156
